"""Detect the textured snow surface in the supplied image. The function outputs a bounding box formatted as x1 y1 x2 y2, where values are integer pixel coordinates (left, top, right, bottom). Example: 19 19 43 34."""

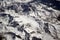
0 0 60 40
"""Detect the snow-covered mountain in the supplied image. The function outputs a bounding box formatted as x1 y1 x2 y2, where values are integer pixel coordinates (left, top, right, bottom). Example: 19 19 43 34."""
0 0 60 40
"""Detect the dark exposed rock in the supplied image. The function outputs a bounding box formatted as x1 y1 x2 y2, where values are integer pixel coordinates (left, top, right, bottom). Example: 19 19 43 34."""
8 14 13 23
32 37 42 40
44 23 51 33
0 13 7 17
0 8 5 12
10 21 19 27
18 25 24 32
57 15 60 21
21 4 31 12
5 32 22 39
6 5 18 13
24 30 30 40
0 34 6 40
0 22 2 24
7 5 17 10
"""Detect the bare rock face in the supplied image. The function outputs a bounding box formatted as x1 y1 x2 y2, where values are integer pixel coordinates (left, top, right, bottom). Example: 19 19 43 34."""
0 0 60 40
